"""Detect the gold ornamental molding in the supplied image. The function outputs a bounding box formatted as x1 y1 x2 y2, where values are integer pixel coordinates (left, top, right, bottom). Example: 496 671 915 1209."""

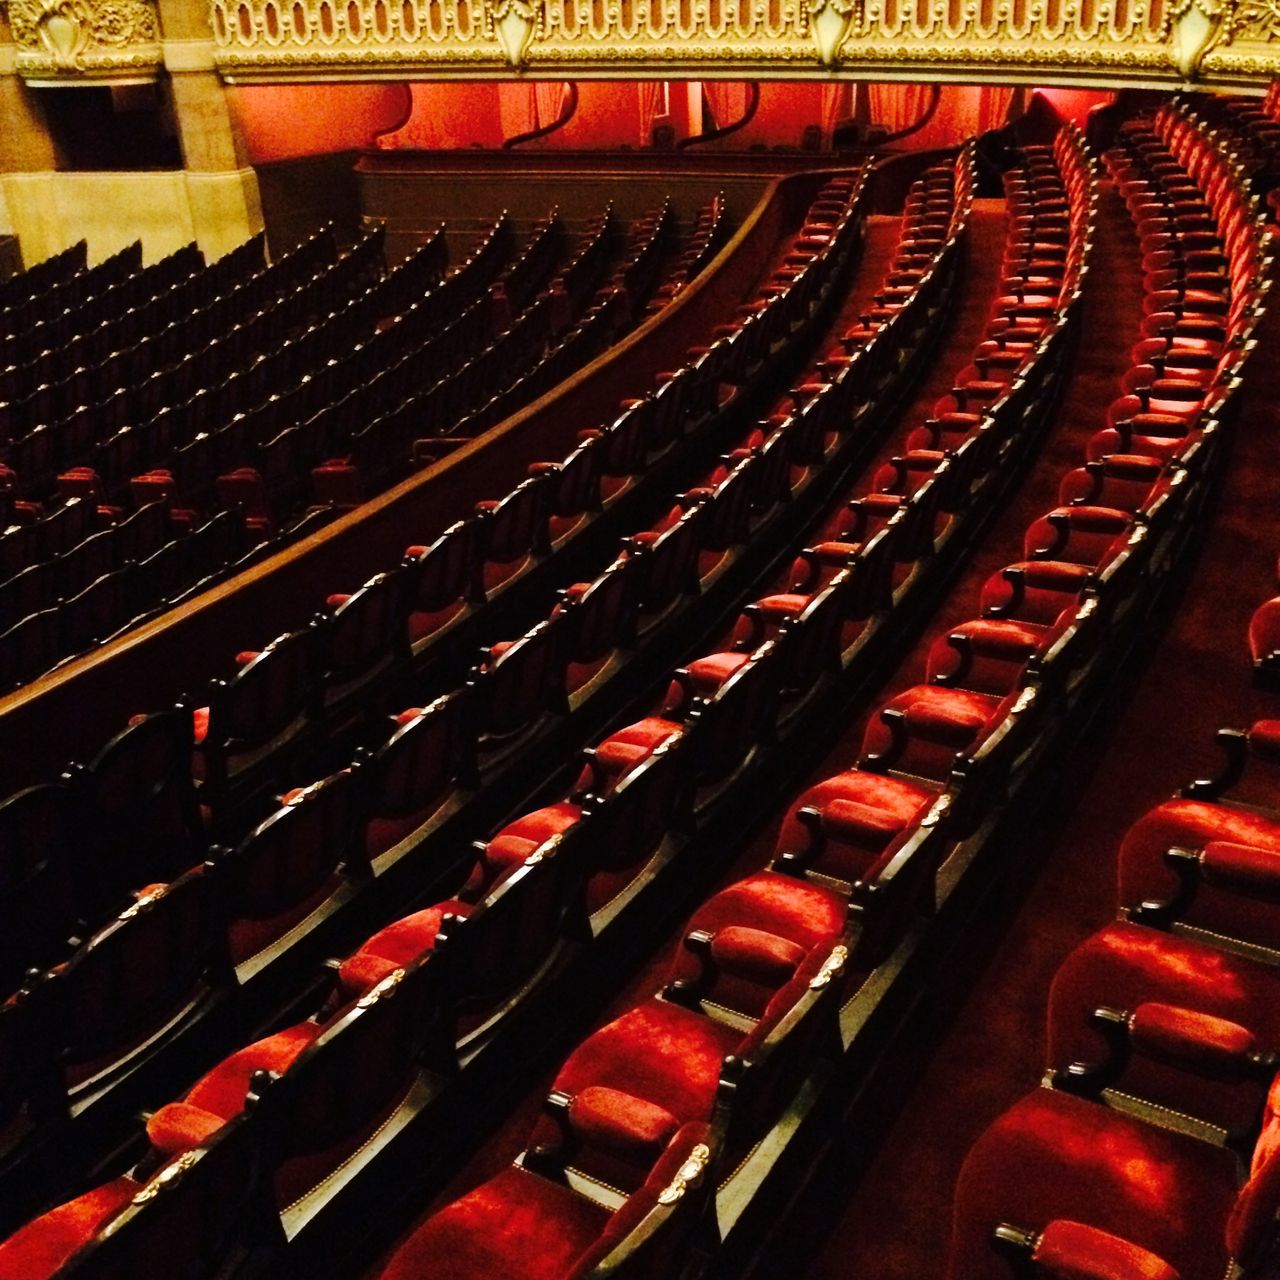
205 0 1280 87
2 0 162 81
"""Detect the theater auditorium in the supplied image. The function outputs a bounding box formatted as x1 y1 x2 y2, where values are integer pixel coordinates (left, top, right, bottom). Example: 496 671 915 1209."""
1 2 1279 1275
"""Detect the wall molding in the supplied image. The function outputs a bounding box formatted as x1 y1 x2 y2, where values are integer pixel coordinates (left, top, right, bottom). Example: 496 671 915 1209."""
207 0 1280 89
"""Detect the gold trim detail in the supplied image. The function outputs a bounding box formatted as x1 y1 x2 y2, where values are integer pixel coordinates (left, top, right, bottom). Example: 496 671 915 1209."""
809 943 849 989
132 1150 201 1203
8 0 161 79
357 966 405 1007
656 1142 711 1205
206 0 1280 85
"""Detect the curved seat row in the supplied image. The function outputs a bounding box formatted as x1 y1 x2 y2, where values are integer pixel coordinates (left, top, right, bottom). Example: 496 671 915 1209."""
942 104 1280 1278
348 129 1097 1280
0 169 888 1234
0 153 998 1279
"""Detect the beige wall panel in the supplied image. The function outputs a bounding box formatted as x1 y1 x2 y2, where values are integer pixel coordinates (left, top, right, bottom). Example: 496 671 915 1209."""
185 167 264 258
0 168 262 264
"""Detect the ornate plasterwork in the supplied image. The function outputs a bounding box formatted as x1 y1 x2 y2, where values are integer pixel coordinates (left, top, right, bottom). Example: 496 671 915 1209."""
206 0 1280 86
3 0 162 80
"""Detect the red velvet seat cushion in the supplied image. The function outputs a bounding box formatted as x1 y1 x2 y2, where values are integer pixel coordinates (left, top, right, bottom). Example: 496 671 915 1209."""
863 685 1004 780
947 1088 1237 1280
377 1164 611 1280
547 999 743 1128
1048 921 1280 1131
1117 799 1280 951
776 771 935 883
979 560 1091 626
147 1022 322 1152
338 900 473 997
1249 597 1280 665
593 718 682 773
666 869 846 1019
0 1177 137 1280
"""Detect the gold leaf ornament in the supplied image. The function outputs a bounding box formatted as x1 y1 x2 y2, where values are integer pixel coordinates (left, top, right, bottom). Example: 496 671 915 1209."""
488 0 541 65
807 0 859 65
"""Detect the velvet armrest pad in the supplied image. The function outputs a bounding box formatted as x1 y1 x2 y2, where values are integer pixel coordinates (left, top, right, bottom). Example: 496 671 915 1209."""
146 1102 224 1156
568 1087 680 1160
1034 1220 1180 1280
1201 840 1280 898
817 797 908 847
1129 1002 1258 1076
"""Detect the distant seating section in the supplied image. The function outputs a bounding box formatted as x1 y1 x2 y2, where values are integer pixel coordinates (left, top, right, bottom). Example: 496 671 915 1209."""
0 196 725 690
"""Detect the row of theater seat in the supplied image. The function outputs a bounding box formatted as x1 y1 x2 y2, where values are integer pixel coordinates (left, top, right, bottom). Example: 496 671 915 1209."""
945 120 1278 1272
752 101 1268 996
0 171 886 1228
643 193 729 315
347 200 670 479
339 107 1280 1280
422 199 683 450
0 201 699 692
0 229 339 461
0 239 87 319
0 160 996 1277
946 723 1280 1279
0 239 147 369
349 131 1098 1280
0 220 524 687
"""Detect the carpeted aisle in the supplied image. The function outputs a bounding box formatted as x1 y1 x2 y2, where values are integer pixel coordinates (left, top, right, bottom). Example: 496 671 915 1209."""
800 189 1280 1278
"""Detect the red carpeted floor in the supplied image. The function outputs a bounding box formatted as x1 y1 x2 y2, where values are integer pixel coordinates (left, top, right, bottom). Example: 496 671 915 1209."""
800 188 1280 1278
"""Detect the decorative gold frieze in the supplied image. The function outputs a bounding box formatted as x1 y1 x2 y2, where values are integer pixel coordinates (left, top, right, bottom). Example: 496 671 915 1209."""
4 0 161 80
205 0 1280 86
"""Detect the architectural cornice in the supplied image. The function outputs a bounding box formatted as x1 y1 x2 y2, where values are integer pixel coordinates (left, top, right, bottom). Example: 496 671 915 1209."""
204 0 1280 88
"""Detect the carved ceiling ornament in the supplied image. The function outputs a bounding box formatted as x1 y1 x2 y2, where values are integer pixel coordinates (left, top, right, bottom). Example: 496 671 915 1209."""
207 0 1280 86
485 0 541 67
6 0 161 79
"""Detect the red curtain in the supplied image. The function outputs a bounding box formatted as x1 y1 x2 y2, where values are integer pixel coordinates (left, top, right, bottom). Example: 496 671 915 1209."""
977 85 1016 133
866 82 932 133
534 82 568 128
498 83 537 138
637 81 666 144
821 82 854 138
702 81 751 131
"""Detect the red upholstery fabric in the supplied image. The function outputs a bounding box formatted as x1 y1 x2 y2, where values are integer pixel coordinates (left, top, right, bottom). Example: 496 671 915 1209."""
1249 599 1280 665
776 771 935 883
978 561 1091 626
593 719 682 773
568 1087 680 1159
376 1164 611 1280
563 1122 710 1279
1129 1002 1258 1073
947 1088 1236 1280
147 1022 322 1149
1117 800 1280 950
0 1178 137 1279
481 803 582 870
545 1000 742 1129
1034 1220 1181 1280
862 685 1003 780
1047 922 1280 1130
338 900 473 996
1228 1075 1280 1265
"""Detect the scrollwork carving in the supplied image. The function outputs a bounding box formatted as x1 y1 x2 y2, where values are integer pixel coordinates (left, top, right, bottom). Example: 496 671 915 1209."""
8 0 160 78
